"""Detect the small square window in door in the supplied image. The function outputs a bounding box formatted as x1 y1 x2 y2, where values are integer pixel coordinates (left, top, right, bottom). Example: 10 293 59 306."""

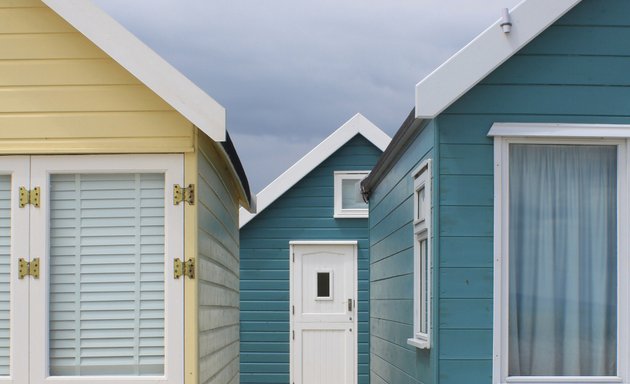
316 271 332 299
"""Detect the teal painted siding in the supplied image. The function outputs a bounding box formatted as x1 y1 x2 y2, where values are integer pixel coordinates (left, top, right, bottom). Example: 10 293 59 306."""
370 1 630 383
436 1 630 382
240 135 382 384
369 121 435 384
198 139 242 384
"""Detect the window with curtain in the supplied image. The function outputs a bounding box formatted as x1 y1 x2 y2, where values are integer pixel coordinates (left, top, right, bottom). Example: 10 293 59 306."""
507 144 618 377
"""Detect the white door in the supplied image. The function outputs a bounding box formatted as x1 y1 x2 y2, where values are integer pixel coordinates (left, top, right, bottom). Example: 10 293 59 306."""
0 155 184 384
290 242 356 384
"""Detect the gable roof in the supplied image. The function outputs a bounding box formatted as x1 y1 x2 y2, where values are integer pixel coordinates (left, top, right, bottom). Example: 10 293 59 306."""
239 113 391 228
43 0 226 142
363 0 583 195
415 0 582 119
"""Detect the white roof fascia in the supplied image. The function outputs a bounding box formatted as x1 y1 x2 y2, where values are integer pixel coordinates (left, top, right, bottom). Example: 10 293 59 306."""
415 0 582 119
43 0 226 141
239 113 391 228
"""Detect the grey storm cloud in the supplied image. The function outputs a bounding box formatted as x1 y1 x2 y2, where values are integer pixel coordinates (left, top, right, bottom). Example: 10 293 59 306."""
92 0 520 191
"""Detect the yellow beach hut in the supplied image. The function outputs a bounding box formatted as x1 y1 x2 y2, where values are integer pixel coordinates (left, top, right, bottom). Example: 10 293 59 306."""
0 1 252 384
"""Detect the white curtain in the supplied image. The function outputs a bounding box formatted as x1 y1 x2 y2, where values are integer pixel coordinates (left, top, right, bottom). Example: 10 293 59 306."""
508 144 617 376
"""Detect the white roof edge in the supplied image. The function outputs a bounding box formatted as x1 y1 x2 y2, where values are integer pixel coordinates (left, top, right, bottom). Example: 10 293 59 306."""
43 0 226 141
239 113 391 228
415 0 582 119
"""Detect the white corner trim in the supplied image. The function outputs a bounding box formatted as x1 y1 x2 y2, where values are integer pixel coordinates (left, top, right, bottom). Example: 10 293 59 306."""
43 0 226 142
489 123 630 138
415 0 582 119
239 114 391 228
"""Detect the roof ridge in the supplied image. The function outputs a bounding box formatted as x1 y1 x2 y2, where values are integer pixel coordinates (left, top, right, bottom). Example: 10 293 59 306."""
239 113 391 227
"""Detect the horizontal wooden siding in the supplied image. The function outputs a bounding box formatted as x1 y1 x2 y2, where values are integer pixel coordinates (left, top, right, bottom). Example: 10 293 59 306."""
0 1 194 154
197 136 242 384
368 121 435 384
437 1 630 382
240 135 381 384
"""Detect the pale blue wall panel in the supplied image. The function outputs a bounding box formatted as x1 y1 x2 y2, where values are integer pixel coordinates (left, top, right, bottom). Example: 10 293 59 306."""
368 121 436 384
197 139 242 384
439 299 492 330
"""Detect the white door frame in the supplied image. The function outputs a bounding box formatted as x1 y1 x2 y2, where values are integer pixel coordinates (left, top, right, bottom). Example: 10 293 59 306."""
289 240 358 384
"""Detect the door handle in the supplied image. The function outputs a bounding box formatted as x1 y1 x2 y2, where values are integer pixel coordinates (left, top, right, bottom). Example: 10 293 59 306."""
347 298 353 312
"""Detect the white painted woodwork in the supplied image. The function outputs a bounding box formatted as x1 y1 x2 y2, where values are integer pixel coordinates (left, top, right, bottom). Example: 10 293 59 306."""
492 136 629 384
239 114 391 227
42 0 226 141
290 242 357 384
0 158 30 384
415 0 582 119
0 155 184 384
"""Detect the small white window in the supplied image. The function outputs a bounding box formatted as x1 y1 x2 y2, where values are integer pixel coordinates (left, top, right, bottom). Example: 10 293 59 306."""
409 159 431 349
315 270 333 300
334 171 369 218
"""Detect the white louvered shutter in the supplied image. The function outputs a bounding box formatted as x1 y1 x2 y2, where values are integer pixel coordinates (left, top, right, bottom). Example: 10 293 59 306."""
48 173 165 376
29 155 184 384
0 175 10 376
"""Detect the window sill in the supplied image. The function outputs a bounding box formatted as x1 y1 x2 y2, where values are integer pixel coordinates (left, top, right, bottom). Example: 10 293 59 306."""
334 212 368 219
407 338 429 349
503 376 623 384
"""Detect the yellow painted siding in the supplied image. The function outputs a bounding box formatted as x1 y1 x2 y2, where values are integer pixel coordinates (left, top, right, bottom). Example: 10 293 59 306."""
1 4 249 383
0 1 194 154
197 134 241 384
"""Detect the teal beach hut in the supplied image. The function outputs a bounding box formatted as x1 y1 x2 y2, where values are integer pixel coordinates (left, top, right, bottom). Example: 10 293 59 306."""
361 0 630 383
239 114 390 384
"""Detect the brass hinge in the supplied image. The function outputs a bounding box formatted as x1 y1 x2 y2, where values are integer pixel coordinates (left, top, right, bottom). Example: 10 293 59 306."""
19 187 40 208
173 184 195 205
174 258 195 279
18 258 40 279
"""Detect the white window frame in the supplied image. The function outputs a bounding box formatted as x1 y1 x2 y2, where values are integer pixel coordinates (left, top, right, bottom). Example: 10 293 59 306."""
315 269 334 301
27 154 185 384
408 159 431 349
333 171 369 218
490 123 630 384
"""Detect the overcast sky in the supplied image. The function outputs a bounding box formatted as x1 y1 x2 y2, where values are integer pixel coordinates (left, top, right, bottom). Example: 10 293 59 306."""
91 0 521 193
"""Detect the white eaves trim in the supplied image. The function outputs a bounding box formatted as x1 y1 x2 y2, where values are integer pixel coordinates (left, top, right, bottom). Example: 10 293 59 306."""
415 0 582 119
239 113 391 228
44 0 226 142
489 123 630 138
